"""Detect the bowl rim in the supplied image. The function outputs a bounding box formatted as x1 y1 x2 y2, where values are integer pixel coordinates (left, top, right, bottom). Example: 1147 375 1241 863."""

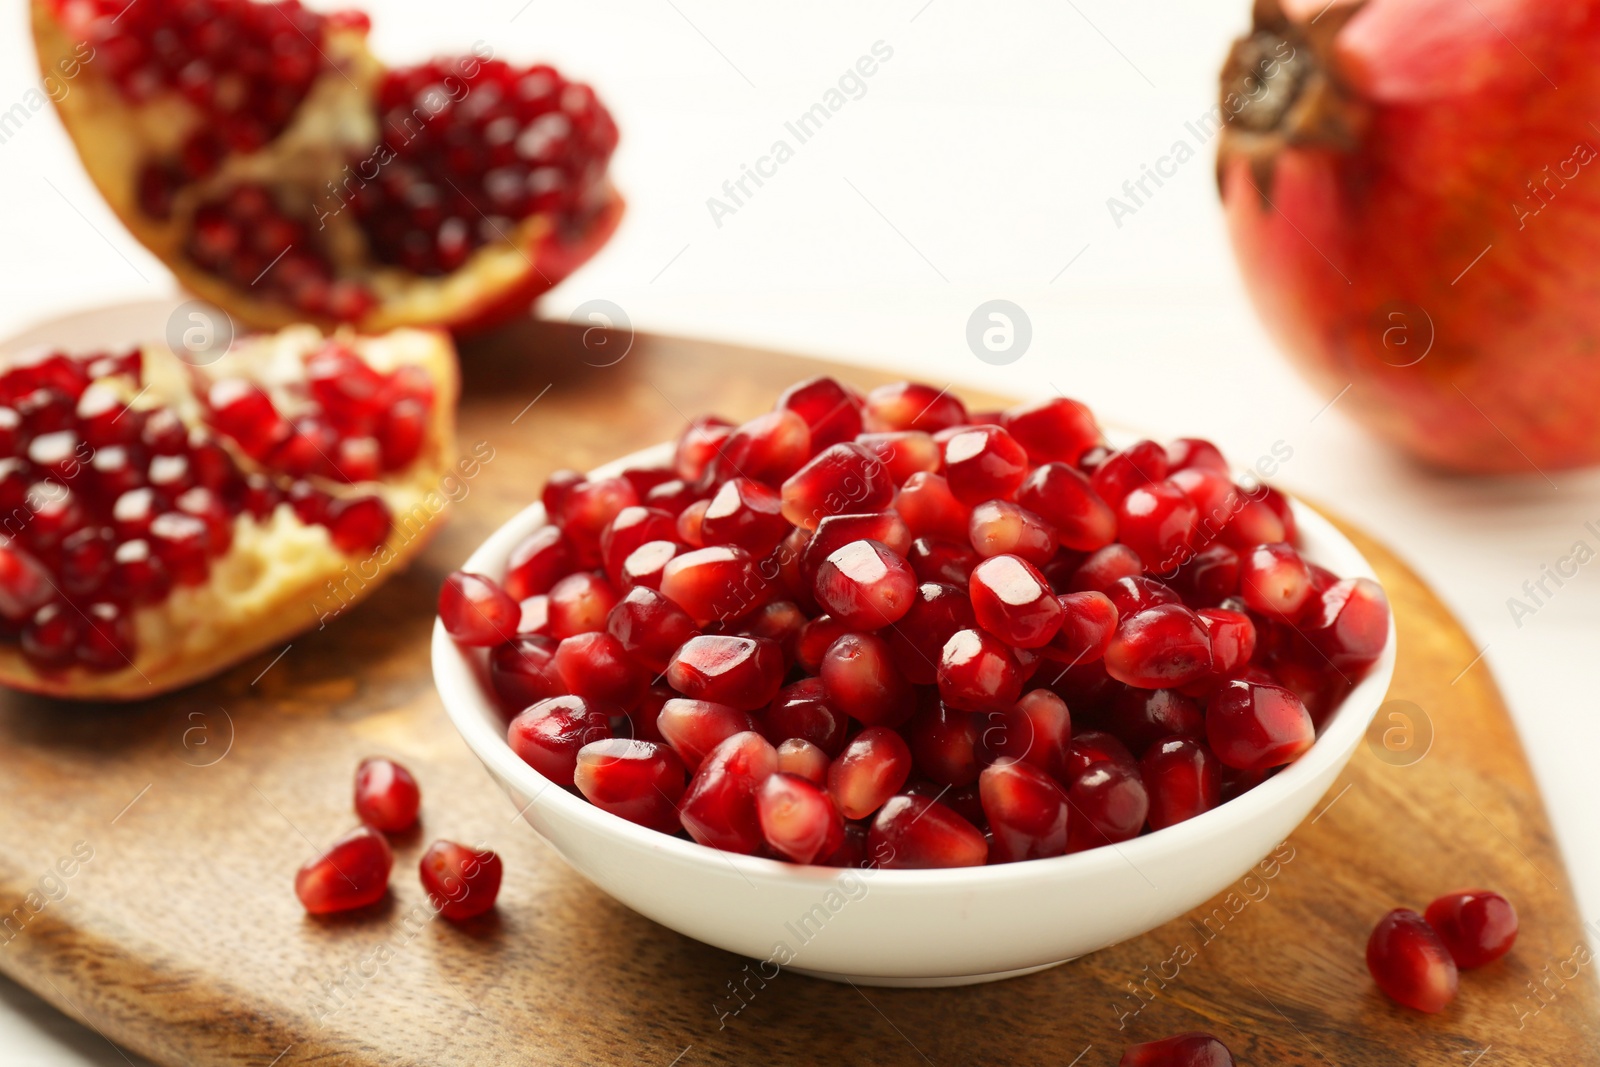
433 439 1397 890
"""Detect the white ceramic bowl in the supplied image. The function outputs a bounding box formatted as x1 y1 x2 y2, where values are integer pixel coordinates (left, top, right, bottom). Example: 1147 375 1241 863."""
433 442 1396 987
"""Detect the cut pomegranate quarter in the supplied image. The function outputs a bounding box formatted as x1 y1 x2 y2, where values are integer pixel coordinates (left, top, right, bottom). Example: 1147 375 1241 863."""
0 325 455 700
1367 908 1460 1013
295 825 393 915
418 841 503 922
33 0 621 335
441 375 1390 867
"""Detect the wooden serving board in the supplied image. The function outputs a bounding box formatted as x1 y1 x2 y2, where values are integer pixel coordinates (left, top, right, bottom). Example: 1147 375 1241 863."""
0 318 1595 1066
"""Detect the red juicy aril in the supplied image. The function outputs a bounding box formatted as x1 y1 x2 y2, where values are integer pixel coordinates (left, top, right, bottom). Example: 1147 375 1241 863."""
296 825 392 915
1366 907 1459 1012
440 375 1389 868
34 0 620 335
0 326 453 700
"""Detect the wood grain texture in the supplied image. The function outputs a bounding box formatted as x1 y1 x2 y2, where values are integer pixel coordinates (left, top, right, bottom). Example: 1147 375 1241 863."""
0 321 1594 1066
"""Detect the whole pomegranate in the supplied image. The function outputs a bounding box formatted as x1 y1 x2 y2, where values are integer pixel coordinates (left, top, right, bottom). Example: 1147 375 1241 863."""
1219 0 1600 472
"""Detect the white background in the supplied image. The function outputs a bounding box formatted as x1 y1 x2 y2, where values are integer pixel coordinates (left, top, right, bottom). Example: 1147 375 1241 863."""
2 0 1596 1062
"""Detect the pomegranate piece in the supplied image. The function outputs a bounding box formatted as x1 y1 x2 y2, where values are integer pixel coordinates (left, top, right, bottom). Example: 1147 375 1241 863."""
941 425 1030 505
678 731 778 854
969 555 1064 649
1015 462 1117 551
1119 1032 1235 1067
507 695 614 786
1067 760 1149 851
863 381 967 433
828 726 913 820
1205 680 1315 772
906 701 983 787
867 794 988 869
605 586 700 675
574 738 688 834
780 442 894 530
938 628 1025 712
554 632 648 710
489 636 564 713
980 759 1071 863
1239 542 1313 620
419 841 503 922
756 773 845 864
1047 591 1119 665
774 738 830 784
778 376 864 450
1424 890 1518 969
895 471 972 542
1140 737 1222 831
968 499 1058 565
980 688 1072 780
1367 908 1460 1013
819 632 915 727
884 581 976 685
660 545 767 626
354 757 421 833
812 538 917 630
295 825 393 915
1000 397 1100 465
1104 605 1214 689
657 698 757 772
1220 497 1288 551
665 635 785 711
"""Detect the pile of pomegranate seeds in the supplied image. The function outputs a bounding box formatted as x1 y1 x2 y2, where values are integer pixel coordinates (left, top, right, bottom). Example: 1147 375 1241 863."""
441 377 1390 868
1367 889 1517 1012
296 756 505 920
1119 1032 1234 1066
0 341 416 673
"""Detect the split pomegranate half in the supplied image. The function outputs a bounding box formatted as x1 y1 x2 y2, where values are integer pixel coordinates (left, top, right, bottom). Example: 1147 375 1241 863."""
0 323 457 699
32 0 622 335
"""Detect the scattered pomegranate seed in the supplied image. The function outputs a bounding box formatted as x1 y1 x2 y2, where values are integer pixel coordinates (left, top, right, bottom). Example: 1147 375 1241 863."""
1001 397 1100 465
895 471 972 542
969 554 1065 649
1119 1032 1235 1067
1367 908 1460 1013
418 841 503 922
295 825 393 915
1424 889 1518 969
354 757 421 833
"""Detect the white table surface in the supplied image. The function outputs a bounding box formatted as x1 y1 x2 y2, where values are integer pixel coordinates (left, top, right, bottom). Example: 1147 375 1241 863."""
1 1 1595 1062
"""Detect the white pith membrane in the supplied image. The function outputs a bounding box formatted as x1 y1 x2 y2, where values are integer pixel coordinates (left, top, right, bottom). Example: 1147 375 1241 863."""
30 2 606 333
0 325 458 700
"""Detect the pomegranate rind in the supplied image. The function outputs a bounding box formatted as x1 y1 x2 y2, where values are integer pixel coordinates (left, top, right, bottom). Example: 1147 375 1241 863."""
30 3 623 336
0 326 458 701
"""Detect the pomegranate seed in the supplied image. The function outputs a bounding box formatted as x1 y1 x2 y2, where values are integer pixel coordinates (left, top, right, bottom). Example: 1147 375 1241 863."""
907 536 980 586
895 471 971 542
1167 438 1230 474
820 631 915 726
1067 729 1138 778
1239 541 1314 621
757 773 844 864
619 539 682 592
759 677 849 756
546 571 619 638
555 632 648 710
802 512 912 585
665 635 785 711
968 499 1058 565
699 479 790 555
657 698 757 771
489 636 563 712
660 544 767 625
774 737 830 783
1141 737 1222 830
780 442 894 530
599 506 678 582
507 695 613 786
1367 908 1460 1013
795 613 855 674
678 731 778 854
863 381 967 433
980 759 1070 863
732 598 806 655
813 538 916 630
1104 605 1214 689
605 586 699 674
77 602 134 671
354 757 420 832
856 430 940 485
1089 439 1168 505
1000 397 1099 465
1070 543 1145 594
941 425 1029 505
1119 1032 1235 1067
1047 591 1119 664
938 628 1025 712
1013 463 1119 552
979 688 1072 779
710 409 812 485
1067 760 1148 851
1117 480 1198 570
1205 680 1314 771
1303 577 1390 669
295 825 392 915
969 554 1064 649
883 581 975 684
1424 890 1518 969
867 794 987 869
438 571 519 646
419 841 503 921
1198 607 1256 677
22 603 79 671
574 738 688 833
674 415 734 482
827 726 913 819
1110 687 1204 755
906 701 982 787
777 376 864 450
